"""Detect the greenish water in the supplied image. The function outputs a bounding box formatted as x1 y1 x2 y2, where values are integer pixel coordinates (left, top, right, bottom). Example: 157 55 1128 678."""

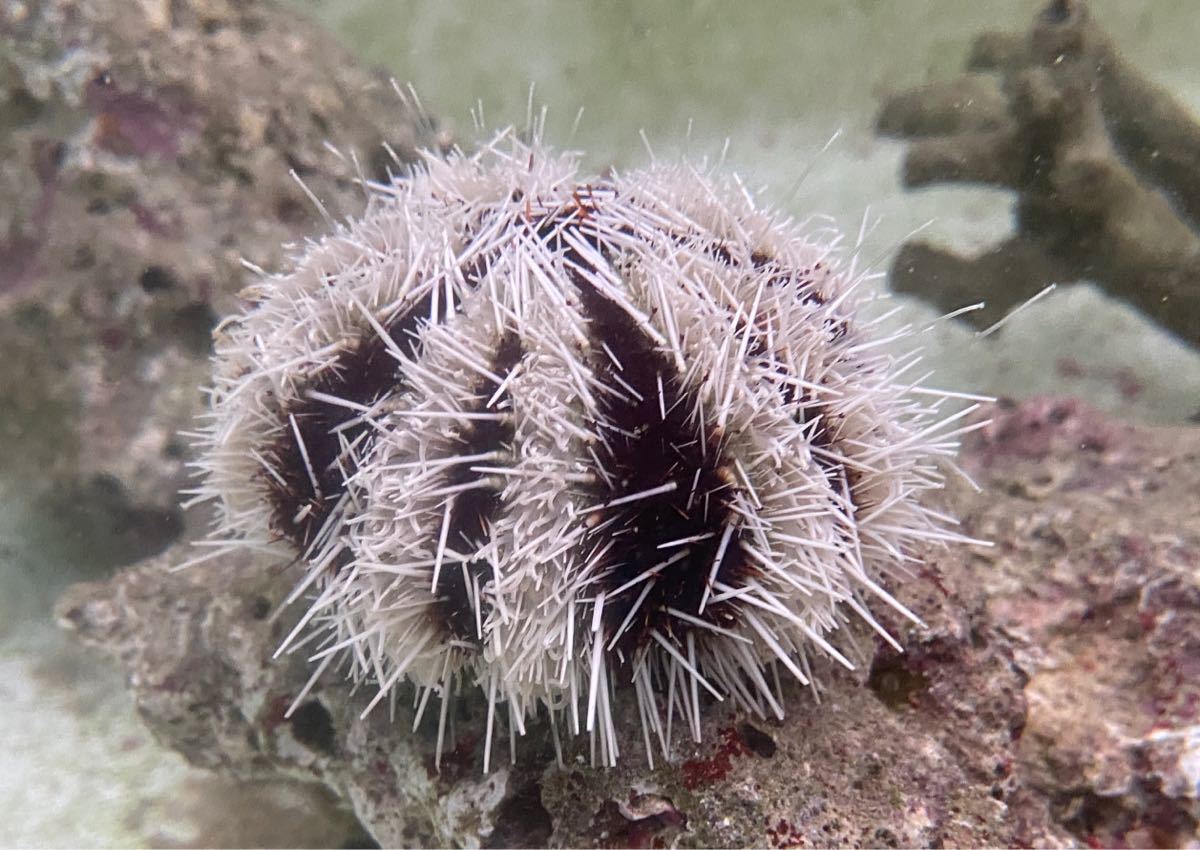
293 0 1197 168
290 0 1200 423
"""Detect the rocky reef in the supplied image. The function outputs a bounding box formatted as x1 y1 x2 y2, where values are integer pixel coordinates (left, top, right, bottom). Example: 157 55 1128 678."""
878 0 1200 348
0 0 445 573
0 0 441 843
57 398 1200 847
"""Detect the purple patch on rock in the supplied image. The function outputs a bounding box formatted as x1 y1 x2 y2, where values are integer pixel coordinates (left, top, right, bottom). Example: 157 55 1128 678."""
0 139 63 294
85 70 199 159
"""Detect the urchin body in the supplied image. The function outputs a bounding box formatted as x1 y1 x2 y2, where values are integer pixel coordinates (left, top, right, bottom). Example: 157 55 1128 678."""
190 131 977 769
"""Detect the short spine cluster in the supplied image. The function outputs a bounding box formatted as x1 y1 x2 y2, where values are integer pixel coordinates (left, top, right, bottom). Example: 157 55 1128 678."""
188 129 981 770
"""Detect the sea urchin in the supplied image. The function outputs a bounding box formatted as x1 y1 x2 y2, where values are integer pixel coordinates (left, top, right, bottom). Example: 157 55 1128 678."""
187 127 982 771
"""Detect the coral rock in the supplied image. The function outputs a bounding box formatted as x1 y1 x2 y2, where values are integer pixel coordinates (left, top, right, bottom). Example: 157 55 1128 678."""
58 399 1200 846
0 0 444 570
877 0 1200 347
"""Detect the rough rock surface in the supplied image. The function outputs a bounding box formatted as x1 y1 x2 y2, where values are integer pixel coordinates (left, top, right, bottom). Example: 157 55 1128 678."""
57 398 1200 848
0 0 445 569
877 0 1200 348
1 0 443 842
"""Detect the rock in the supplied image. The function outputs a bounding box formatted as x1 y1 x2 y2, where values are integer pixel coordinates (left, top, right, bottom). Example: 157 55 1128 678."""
970 397 1200 847
1 4 442 839
0 0 446 572
56 398 1200 847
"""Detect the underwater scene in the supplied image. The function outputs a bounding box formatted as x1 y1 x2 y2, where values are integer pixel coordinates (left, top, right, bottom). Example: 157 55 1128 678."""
1 0 1198 846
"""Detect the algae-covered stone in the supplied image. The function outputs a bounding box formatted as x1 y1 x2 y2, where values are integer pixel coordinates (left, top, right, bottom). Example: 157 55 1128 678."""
0 0 445 570
57 400 1200 846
